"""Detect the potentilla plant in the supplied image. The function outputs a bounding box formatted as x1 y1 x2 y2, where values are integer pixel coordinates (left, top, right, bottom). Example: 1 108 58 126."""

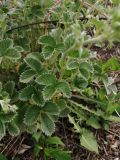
0 0 120 155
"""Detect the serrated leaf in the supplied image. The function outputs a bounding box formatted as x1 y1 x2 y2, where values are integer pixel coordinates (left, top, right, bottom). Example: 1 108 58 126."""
7 122 20 136
74 76 88 89
20 69 36 83
55 43 65 51
0 120 5 140
38 35 56 46
36 73 56 86
79 62 93 72
40 112 55 136
60 108 70 117
42 46 54 59
57 81 71 97
43 102 59 115
56 99 67 111
19 86 35 101
43 85 56 100
24 106 40 125
24 55 42 73
67 60 79 70
15 46 24 52
0 39 13 56
80 129 99 153
4 81 15 96
0 112 16 123
79 67 90 79
32 91 45 106
5 48 21 59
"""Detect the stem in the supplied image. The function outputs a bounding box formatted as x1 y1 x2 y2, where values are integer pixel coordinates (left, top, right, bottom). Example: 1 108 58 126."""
6 20 58 33
72 94 104 105
68 99 103 117
83 34 106 45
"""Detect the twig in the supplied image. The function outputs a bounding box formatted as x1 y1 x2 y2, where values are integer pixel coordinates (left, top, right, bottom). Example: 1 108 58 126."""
1 137 14 154
6 20 58 33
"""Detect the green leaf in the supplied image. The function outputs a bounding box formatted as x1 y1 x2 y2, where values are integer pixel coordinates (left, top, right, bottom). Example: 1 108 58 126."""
56 99 70 117
74 76 88 89
5 48 21 59
38 35 56 46
80 129 99 153
36 73 56 86
57 81 71 97
7 122 20 136
102 57 120 71
20 69 36 83
79 62 93 72
45 148 71 160
32 91 45 106
24 55 42 73
0 112 16 123
4 81 15 96
108 115 120 122
40 112 55 136
0 120 5 140
86 117 101 129
67 60 79 70
79 67 90 79
42 46 54 59
0 153 7 160
56 99 67 111
60 108 70 117
0 39 13 56
46 136 64 146
55 43 65 51
43 85 56 100
19 86 35 101
24 106 40 125
43 102 59 115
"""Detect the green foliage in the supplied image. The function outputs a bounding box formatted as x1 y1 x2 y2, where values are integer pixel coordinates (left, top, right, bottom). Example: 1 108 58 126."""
0 153 7 160
0 0 120 157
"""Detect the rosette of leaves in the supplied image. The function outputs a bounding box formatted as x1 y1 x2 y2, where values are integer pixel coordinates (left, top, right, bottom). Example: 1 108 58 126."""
23 102 60 136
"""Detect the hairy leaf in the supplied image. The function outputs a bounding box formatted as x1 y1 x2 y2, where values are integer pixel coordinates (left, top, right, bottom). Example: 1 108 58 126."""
42 46 54 59
40 112 55 136
43 102 59 115
38 35 56 46
80 129 99 153
43 85 56 100
0 112 16 123
4 81 15 96
24 55 42 73
24 106 40 125
19 86 35 101
36 73 56 86
7 122 20 136
57 81 71 97
5 48 21 59
0 39 13 56
20 69 36 83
